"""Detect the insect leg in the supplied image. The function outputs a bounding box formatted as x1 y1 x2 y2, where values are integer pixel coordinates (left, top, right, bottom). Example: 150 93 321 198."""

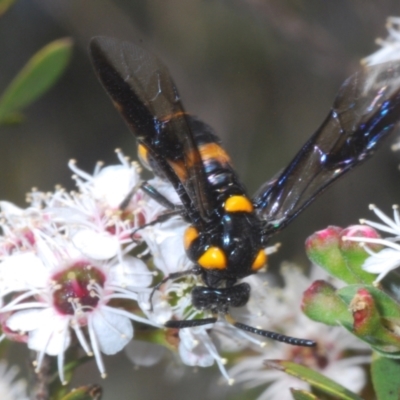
131 209 184 237
131 181 188 237
118 183 142 211
165 318 217 328
140 181 182 211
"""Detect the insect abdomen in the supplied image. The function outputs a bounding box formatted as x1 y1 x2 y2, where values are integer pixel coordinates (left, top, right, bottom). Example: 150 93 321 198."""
190 117 247 205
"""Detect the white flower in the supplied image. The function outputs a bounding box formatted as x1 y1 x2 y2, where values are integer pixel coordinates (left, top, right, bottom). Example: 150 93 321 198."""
0 231 158 383
178 325 215 367
59 151 182 262
363 17 400 66
0 361 28 400
343 204 400 282
53 152 146 260
70 149 141 210
0 201 49 257
0 150 190 383
18 150 174 265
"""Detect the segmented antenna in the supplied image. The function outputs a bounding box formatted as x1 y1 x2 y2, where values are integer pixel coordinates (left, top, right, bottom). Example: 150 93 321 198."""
234 322 316 347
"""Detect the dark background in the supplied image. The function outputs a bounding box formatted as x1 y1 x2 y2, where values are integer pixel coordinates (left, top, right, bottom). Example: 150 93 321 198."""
2 1 400 399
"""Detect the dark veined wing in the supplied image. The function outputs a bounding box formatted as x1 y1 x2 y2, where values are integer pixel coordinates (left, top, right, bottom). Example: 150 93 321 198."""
254 61 400 233
89 36 214 226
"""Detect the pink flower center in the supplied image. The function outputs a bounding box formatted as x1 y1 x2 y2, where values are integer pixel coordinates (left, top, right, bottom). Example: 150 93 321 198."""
52 262 105 315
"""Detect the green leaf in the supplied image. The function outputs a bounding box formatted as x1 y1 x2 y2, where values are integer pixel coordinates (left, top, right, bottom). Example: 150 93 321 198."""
0 111 24 125
264 360 363 400
371 352 400 400
371 347 400 359
59 385 102 400
290 388 319 400
0 0 16 16
0 38 73 124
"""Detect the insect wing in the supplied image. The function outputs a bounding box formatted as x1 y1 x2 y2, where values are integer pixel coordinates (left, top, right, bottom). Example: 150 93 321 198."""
254 61 400 233
89 36 214 225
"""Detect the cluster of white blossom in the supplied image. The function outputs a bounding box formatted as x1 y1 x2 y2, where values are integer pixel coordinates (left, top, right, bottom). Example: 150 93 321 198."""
0 149 371 396
0 150 171 383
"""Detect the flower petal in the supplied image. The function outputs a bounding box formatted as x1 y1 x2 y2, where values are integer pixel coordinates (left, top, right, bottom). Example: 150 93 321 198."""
141 217 191 275
178 328 214 367
27 309 70 355
0 253 48 291
90 308 133 354
92 165 140 208
6 309 43 332
363 248 400 277
72 229 119 260
109 256 152 288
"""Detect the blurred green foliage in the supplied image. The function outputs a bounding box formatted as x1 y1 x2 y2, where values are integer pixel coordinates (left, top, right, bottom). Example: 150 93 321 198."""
0 38 73 125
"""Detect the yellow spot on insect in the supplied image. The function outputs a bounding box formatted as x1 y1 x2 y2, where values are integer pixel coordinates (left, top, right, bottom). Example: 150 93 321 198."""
251 249 267 271
198 247 227 270
184 226 199 250
224 195 254 213
198 142 231 165
137 144 151 170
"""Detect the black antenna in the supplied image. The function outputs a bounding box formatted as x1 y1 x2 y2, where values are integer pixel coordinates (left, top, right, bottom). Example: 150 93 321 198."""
234 322 316 347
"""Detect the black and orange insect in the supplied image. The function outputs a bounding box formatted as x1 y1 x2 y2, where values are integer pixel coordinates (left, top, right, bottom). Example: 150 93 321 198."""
89 36 400 347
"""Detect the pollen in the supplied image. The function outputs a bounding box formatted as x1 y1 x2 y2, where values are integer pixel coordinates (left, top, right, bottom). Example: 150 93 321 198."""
224 195 254 213
198 247 227 270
